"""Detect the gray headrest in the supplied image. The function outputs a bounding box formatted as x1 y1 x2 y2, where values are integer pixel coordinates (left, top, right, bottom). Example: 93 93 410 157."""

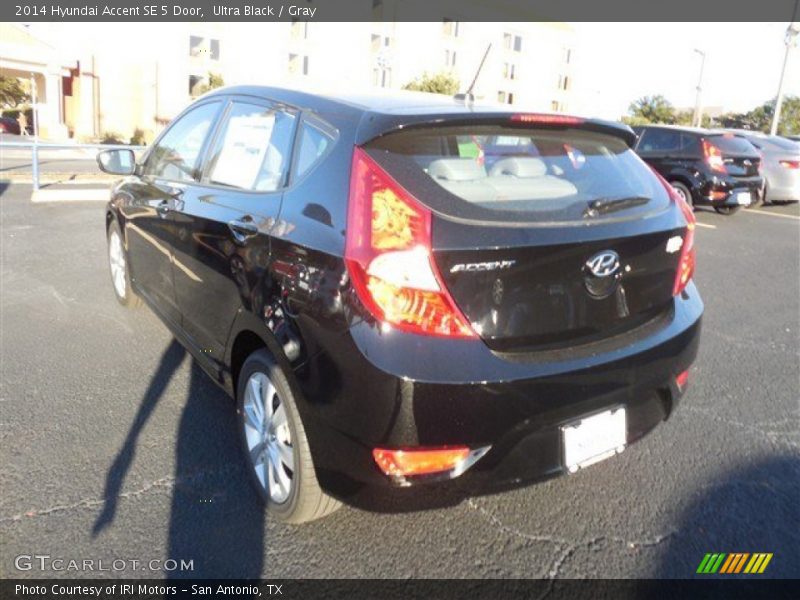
428 158 487 181
489 157 547 178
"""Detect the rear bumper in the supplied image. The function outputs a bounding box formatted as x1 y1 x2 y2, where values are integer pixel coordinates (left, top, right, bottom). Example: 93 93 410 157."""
693 175 763 206
295 283 703 510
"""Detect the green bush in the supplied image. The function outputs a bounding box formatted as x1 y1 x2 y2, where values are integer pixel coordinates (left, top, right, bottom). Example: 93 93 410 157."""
129 128 147 146
100 131 126 145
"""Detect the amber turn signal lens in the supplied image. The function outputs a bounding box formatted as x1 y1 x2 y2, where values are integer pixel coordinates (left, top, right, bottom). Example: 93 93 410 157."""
372 446 471 477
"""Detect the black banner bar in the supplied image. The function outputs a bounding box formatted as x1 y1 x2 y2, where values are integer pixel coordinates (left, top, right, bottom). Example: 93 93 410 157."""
2 579 799 600
2 0 799 22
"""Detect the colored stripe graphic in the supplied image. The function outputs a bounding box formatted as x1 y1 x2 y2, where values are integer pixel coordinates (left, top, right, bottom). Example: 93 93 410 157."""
758 554 773 573
721 553 743 574
699 553 726 573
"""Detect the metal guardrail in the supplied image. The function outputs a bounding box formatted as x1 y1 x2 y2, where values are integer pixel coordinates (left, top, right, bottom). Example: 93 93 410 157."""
0 141 147 191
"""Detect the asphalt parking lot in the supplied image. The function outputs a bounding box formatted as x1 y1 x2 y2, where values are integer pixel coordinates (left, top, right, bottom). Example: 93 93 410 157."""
1 182 798 579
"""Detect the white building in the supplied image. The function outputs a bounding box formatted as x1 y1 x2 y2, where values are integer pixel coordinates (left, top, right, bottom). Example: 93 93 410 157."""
1 22 576 142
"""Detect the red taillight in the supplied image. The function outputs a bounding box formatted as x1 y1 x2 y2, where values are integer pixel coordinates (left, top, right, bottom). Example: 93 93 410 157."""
345 147 476 338
510 113 584 126
372 446 471 477
651 169 696 296
676 369 690 390
779 159 800 169
672 189 696 296
702 139 727 174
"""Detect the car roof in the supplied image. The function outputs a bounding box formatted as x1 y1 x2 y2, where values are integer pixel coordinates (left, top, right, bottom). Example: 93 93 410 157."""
203 85 511 114
639 124 709 135
200 85 637 146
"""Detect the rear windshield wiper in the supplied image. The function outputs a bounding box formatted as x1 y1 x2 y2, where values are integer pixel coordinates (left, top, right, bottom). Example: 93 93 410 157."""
583 196 649 218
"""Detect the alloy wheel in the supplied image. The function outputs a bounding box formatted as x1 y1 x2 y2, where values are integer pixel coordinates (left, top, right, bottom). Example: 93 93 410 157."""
242 372 295 504
108 230 127 298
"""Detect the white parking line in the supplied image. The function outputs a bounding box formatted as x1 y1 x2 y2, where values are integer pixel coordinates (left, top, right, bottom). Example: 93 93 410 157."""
695 222 717 229
744 209 800 221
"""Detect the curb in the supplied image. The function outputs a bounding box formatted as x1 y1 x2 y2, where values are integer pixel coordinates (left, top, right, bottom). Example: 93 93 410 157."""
31 187 110 203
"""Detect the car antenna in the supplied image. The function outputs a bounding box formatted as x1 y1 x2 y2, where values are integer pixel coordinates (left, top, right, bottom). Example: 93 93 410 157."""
455 43 491 105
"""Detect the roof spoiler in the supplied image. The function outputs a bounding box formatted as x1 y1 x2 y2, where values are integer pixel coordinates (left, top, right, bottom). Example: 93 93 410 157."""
356 112 638 148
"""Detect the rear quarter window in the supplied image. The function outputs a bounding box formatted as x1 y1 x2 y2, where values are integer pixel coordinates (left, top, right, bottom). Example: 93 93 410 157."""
366 125 671 225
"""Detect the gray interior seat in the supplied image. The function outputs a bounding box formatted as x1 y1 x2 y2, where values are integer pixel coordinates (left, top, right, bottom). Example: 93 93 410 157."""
486 157 577 200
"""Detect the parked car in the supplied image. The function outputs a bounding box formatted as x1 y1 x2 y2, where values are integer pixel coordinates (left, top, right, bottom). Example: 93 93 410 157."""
0 116 21 135
98 88 702 523
632 125 763 215
721 129 800 204
783 135 800 143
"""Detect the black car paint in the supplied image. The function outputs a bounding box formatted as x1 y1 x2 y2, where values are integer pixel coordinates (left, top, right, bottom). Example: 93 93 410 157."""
106 87 703 509
632 125 763 207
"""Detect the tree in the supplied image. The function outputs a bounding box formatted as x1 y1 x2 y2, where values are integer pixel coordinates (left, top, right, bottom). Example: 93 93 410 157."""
193 72 225 97
715 96 799 135
0 74 29 109
402 72 459 96
626 95 678 125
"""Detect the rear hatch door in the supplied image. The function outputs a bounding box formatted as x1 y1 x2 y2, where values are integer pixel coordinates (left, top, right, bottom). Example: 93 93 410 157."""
364 116 688 352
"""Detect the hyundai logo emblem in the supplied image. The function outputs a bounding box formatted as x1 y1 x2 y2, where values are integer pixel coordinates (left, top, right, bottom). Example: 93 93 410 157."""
585 251 620 278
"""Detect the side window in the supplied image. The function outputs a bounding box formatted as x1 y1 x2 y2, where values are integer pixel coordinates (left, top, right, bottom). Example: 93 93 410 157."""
680 134 701 156
293 122 333 180
144 102 220 181
638 129 680 154
205 102 297 192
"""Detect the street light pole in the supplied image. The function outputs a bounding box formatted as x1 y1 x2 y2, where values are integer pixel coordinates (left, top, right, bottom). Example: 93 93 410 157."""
692 49 706 128
770 19 799 136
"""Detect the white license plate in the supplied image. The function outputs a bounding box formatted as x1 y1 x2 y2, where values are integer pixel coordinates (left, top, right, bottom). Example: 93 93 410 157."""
562 408 626 473
735 191 752 205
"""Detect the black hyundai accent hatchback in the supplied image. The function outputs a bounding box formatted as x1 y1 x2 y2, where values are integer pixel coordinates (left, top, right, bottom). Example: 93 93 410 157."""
99 87 702 523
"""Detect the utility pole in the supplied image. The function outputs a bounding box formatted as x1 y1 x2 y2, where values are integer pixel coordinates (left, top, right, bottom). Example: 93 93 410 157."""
692 49 706 127
770 10 799 135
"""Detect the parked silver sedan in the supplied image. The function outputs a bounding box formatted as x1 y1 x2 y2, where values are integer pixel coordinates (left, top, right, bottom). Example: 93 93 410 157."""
723 130 800 204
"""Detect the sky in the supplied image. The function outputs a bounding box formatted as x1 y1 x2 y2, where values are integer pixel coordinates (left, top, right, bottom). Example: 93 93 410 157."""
570 22 800 120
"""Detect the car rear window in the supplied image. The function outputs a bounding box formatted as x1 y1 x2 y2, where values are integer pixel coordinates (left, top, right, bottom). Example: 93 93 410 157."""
707 134 757 155
366 125 671 225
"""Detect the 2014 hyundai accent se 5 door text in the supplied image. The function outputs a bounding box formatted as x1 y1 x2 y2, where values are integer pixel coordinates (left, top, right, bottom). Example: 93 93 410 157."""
98 87 702 523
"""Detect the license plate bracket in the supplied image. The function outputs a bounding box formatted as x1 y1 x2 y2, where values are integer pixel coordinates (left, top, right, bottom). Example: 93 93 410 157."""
561 407 627 473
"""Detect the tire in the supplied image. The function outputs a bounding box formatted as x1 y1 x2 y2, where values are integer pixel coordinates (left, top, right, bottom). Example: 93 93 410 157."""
747 188 764 209
107 220 142 308
714 206 741 215
669 181 693 206
236 349 341 523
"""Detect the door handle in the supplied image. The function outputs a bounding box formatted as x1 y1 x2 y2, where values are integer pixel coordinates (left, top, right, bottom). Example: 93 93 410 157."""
228 217 259 244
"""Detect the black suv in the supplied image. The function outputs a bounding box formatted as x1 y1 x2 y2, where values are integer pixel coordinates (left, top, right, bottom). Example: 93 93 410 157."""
99 88 702 523
632 125 763 215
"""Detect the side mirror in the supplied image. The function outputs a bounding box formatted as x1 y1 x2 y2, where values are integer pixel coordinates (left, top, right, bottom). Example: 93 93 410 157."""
97 148 136 176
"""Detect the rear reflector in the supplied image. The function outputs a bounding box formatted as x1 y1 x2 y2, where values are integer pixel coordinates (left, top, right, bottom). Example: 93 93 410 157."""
510 113 584 126
779 160 800 169
709 190 728 201
676 369 690 390
372 446 471 477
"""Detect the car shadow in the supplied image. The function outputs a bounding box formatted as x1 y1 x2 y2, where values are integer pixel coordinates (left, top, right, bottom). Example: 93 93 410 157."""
93 338 265 579
650 455 799 579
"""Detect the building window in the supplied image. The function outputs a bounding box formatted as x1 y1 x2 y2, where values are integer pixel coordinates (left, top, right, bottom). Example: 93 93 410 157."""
371 34 391 52
498 91 514 105
444 49 456 67
503 62 516 80
551 100 560 112
503 33 522 52
563 47 572 64
190 36 220 60
289 53 309 76
557 75 570 91
291 20 309 40
189 75 204 97
443 19 459 37
373 67 392 88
